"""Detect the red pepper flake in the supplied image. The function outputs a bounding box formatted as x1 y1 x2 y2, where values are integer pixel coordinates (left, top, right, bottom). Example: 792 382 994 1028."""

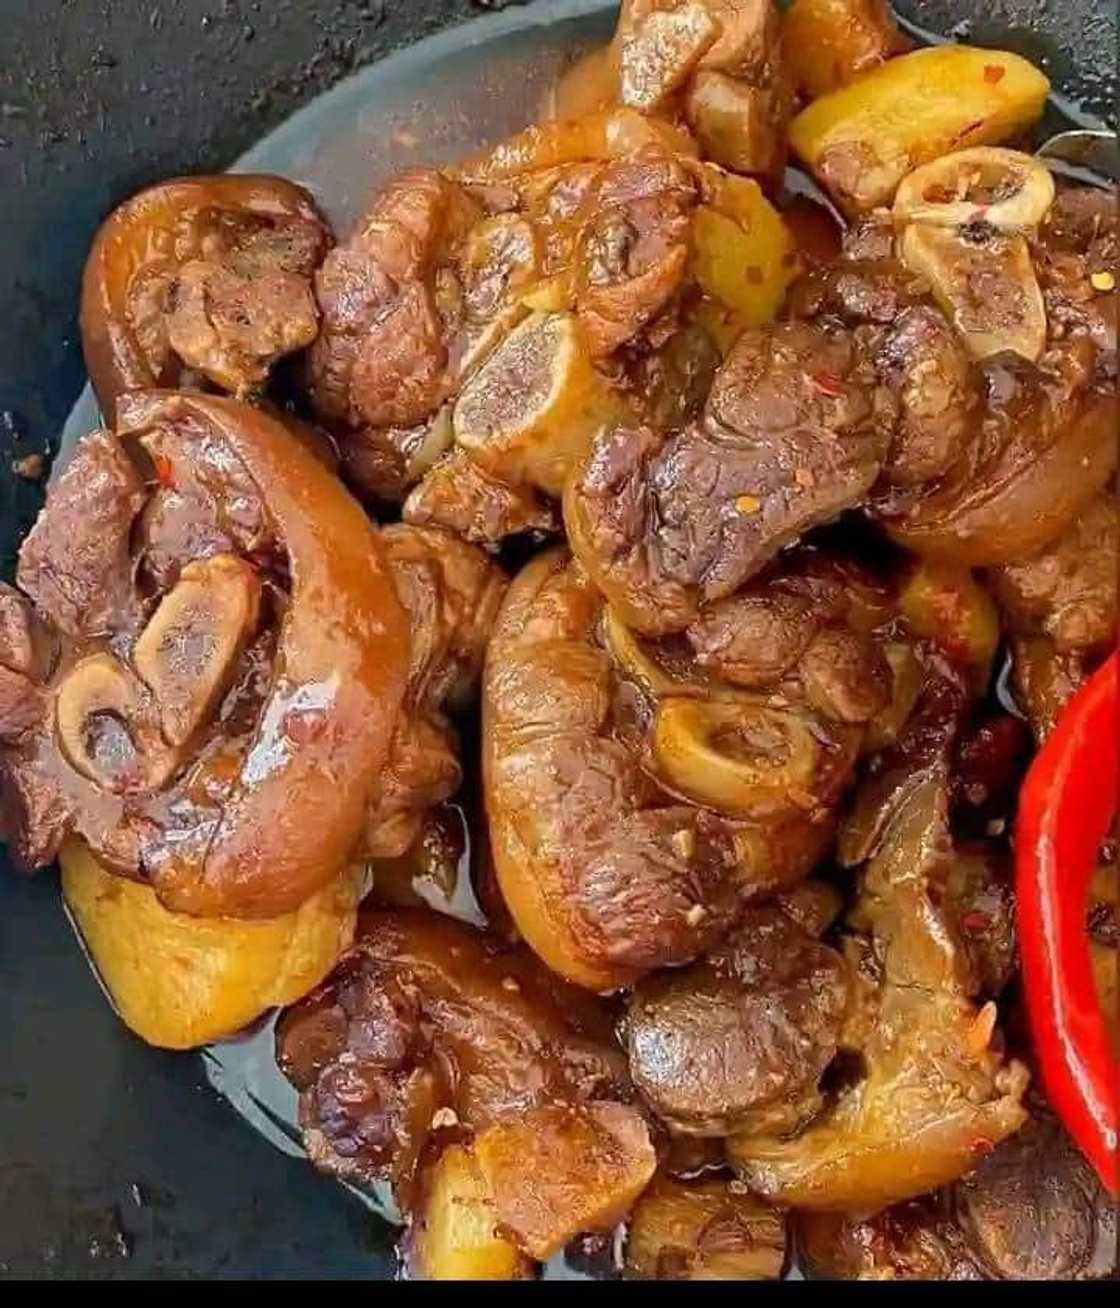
970 1137 994 1156
152 452 175 490
745 265 763 285
983 64 1006 85
810 371 845 397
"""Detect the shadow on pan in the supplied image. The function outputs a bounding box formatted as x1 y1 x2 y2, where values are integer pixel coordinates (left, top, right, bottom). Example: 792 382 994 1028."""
0 0 1115 1281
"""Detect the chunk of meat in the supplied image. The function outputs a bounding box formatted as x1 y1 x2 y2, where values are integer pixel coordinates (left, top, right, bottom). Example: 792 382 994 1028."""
565 321 895 635
81 175 331 419
275 909 630 1205
606 3 792 178
689 2 793 179
484 550 743 991
626 904 850 1136
875 305 981 488
384 524 508 715
614 3 720 114
17 430 147 640
133 407 277 593
165 256 319 395
0 666 45 743
338 410 454 506
798 1109 1118 1280
956 1108 1118 1280
1034 186 1118 367
630 321 721 431
989 495 1118 654
798 1195 986 1280
485 544 882 992
404 448 557 546
573 152 697 358
308 169 480 432
685 549 891 724
882 347 1118 564
0 583 54 682
364 525 507 858
1008 635 1090 741
787 255 928 327
3 397 411 919
729 772 1028 1211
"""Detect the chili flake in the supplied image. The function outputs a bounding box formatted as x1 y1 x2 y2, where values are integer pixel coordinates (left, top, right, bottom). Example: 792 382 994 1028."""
810 371 845 397
983 64 1006 84
152 452 175 489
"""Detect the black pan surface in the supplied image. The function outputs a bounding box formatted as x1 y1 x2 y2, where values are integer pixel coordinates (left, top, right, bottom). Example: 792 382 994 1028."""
0 0 1115 1281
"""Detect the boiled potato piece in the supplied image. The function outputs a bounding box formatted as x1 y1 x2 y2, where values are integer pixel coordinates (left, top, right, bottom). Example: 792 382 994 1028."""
410 1145 534 1281
784 0 905 99
61 839 362 1049
691 171 798 326
453 311 628 496
789 45 1050 214
474 1101 657 1260
625 1175 786 1280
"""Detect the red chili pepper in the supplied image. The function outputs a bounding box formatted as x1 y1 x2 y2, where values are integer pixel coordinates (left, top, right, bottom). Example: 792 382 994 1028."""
1016 651 1119 1195
983 64 1007 85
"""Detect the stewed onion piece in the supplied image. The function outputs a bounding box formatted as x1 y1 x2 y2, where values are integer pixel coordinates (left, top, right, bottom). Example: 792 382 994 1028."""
894 147 1056 232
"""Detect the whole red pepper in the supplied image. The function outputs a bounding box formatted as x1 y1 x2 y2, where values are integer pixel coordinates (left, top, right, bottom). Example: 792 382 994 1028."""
1016 651 1118 1195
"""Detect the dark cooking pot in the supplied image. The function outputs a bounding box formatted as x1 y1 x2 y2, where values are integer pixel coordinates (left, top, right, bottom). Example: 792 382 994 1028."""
0 0 1115 1281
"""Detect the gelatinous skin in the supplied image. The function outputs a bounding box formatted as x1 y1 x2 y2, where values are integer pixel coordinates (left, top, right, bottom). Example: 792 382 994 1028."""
81 175 330 421
117 392 410 917
2 393 410 920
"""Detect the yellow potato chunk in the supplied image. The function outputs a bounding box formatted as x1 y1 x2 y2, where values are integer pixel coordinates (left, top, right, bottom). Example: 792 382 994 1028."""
61 839 362 1049
691 171 798 326
474 1101 657 1260
784 0 904 99
789 45 1050 214
625 1174 786 1280
410 1145 534 1281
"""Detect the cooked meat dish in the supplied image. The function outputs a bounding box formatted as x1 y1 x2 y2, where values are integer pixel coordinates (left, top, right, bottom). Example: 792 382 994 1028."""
1 0 1116 1283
